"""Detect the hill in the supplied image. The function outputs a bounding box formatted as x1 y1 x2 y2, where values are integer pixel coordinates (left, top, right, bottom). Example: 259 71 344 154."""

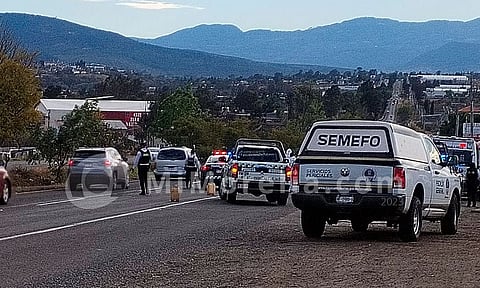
141 17 480 72
0 13 340 77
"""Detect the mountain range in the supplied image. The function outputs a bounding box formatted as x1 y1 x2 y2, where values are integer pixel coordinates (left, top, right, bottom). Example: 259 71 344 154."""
140 17 480 72
0 13 338 78
2 13 480 76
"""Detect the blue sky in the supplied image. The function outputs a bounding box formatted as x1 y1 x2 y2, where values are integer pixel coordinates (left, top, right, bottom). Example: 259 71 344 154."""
2 0 480 38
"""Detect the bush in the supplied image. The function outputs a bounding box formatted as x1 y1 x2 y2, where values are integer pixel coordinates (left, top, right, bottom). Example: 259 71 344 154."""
9 166 66 187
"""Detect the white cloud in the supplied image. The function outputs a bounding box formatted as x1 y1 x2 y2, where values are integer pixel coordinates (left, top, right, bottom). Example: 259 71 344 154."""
116 1 204 10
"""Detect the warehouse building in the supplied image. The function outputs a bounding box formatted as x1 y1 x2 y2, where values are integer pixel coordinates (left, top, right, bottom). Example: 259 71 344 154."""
36 99 152 131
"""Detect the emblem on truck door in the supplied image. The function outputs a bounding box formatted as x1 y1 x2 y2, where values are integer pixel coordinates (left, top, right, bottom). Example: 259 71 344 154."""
340 168 350 177
364 168 376 182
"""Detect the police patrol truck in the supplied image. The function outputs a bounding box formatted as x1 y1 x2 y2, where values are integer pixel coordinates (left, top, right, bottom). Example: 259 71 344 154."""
290 120 461 242
433 136 479 193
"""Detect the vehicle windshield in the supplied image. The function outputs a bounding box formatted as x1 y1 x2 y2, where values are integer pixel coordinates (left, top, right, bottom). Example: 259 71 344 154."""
74 151 105 158
236 147 281 162
450 149 473 166
157 149 186 160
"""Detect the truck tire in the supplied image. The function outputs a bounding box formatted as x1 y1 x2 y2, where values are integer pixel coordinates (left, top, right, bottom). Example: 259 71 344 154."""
301 210 326 238
69 180 78 192
219 188 227 200
351 218 369 232
399 196 422 242
266 194 277 202
441 193 459 235
277 194 288 206
226 191 237 203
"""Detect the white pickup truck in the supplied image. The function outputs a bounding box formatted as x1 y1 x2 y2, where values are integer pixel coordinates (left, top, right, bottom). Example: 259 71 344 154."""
290 120 461 242
219 139 290 205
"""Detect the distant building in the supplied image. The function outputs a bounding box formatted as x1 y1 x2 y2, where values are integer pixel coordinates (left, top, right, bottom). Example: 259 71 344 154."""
417 74 469 85
36 99 151 131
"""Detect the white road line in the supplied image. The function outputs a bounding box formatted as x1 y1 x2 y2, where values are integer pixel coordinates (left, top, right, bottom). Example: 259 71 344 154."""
37 194 110 206
0 197 215 242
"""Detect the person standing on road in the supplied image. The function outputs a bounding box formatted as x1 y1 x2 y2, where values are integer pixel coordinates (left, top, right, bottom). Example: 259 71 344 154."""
466 163 478 207
184 150 197 189
133 142 151 195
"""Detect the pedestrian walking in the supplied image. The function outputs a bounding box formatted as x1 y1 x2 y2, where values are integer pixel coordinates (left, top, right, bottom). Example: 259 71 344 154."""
133 142 151 195
466 163 478 207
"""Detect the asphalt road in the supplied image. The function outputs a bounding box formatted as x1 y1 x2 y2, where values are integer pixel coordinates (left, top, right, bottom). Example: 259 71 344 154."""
2 177 480 287
1 178 295 287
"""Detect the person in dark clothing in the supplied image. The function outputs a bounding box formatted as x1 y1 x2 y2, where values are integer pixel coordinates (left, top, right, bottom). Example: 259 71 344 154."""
184 150 197 189
465 163 478 207
134 142 151 195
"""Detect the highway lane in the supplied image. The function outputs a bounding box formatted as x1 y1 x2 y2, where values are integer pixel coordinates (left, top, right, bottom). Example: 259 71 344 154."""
0 178 296 287
4 174 479 287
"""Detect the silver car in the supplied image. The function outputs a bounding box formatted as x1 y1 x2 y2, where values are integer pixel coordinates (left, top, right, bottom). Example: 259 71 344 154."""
153 147 200 181
67 147 129 191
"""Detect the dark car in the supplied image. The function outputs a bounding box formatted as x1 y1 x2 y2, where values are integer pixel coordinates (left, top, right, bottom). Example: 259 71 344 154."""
0 159 12 205
200 155 229 187
67 147 129 191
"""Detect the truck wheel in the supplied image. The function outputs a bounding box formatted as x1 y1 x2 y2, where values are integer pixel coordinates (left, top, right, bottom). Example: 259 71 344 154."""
301 210 326 238
226 191 237 203
219 188 227 200
399 196 422 242
69 180 78 191
277 194 288 206
266 194 277 202
351 218 369 232
441 193 459 235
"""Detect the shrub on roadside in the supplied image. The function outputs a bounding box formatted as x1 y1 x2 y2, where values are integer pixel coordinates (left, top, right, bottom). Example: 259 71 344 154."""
9 166 67 187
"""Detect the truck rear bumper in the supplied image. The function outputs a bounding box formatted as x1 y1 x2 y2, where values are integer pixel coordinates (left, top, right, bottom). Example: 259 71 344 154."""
230 180 289 195
291 192 406 220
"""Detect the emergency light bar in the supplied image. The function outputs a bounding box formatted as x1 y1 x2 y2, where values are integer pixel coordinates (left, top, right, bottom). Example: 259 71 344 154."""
212 149 227 155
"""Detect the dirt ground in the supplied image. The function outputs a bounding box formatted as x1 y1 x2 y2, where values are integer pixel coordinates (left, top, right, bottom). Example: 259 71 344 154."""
144 200 480 288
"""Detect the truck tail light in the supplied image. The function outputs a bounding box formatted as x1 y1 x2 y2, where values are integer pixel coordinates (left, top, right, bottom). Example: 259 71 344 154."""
292 163 299 185
285 166 292 182
393 167 405 189
104 159 112 167
231 163 239 178
68 159 74 167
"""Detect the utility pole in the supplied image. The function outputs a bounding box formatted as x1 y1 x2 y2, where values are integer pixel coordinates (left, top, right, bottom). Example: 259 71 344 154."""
470 74 474 138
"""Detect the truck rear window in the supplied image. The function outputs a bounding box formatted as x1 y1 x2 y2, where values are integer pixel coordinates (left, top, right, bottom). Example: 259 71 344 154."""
237 148 280 162
157 149 186 160
74 151 106 158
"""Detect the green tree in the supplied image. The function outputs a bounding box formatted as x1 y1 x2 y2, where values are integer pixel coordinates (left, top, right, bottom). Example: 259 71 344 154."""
0 57 42 146
94 75 144 99
288 86 325 130
150 88 202 145
358 81 389 120
234 89 258 113
323 85 341 118
396 103 414 125
0 27 42 146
